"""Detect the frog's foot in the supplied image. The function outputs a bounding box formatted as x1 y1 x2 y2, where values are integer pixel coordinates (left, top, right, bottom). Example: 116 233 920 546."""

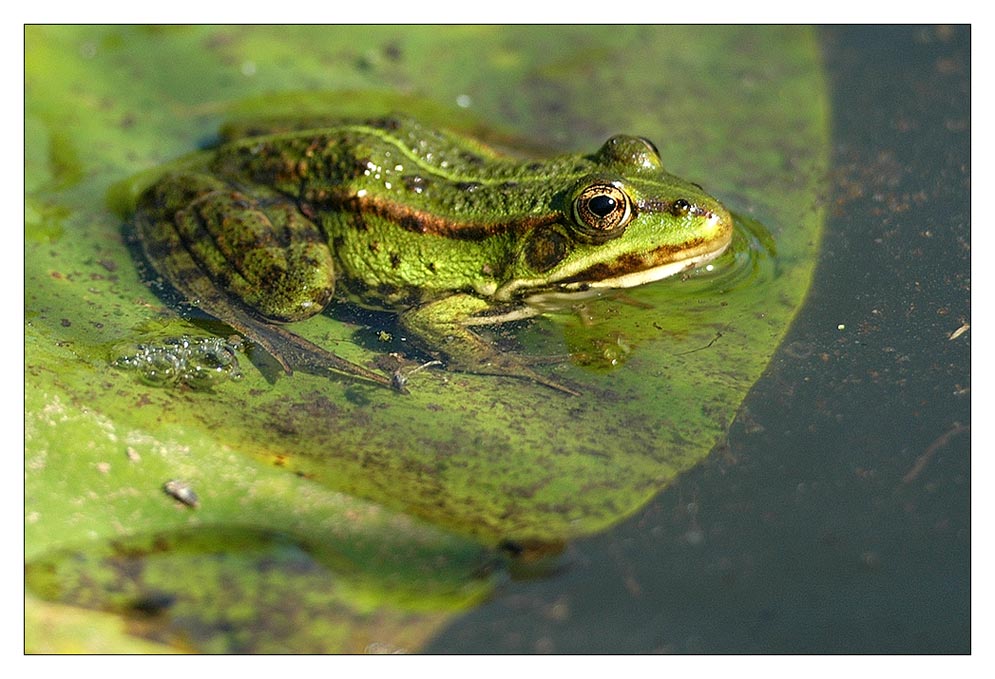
515 352 574 367
239 317 401 392
153 293 399 391
458 353 581 397
476 352 581 394
399 294 580 396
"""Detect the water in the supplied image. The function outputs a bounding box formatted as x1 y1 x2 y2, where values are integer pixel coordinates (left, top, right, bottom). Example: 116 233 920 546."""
427 25 971 654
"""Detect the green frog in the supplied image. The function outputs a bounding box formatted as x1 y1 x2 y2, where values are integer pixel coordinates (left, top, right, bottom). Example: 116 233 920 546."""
133 116 734 394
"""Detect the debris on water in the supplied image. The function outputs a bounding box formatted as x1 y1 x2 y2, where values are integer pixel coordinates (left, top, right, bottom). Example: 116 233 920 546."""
948 322 969 341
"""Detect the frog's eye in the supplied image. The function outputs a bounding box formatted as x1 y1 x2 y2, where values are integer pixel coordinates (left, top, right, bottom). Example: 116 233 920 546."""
596 135 663 170
573 183 633 239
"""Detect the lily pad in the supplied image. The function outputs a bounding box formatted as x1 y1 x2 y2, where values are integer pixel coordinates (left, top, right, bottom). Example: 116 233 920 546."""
26 526 489 653
25 25 829 651
23 378 495 652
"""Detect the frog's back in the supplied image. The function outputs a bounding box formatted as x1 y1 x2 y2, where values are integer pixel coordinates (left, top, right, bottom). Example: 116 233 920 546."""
209 116 592 239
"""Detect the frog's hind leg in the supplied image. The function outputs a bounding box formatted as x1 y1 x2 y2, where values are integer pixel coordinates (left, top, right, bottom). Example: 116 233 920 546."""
138 173 339 321
134 173 394 389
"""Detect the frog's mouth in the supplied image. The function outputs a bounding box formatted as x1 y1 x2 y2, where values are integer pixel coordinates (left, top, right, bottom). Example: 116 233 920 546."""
510 240 730 312
489 210 734 303
490 239 732 305
556 237 732 293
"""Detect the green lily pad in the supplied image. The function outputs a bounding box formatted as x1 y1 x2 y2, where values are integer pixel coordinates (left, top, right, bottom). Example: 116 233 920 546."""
23 375 495 652
26 526 489 653
25 25 829 651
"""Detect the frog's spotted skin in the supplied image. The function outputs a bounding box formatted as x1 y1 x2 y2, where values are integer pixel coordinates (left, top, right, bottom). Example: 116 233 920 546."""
134 116 733 393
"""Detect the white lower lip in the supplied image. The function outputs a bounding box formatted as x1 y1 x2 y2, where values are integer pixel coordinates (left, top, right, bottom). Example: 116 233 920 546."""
560 242 730 292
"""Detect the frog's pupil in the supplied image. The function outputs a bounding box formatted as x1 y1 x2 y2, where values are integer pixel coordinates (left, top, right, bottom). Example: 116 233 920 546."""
589 194 617 218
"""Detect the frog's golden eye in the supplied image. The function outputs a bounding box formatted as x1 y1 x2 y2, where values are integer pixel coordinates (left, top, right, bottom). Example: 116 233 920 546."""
573 183 633 238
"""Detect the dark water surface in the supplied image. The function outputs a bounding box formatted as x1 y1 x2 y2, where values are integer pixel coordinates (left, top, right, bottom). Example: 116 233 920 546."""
428 25 971 654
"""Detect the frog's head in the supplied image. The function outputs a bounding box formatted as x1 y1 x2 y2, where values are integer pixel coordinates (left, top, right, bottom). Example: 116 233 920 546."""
496 135 733 302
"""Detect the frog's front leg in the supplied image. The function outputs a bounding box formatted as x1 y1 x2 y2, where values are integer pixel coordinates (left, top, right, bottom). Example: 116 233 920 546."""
135 173 395 390
398 293 579 395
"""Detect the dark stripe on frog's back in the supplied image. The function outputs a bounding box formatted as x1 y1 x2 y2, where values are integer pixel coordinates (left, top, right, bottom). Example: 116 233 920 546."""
209 123 594 239
303 167 572 240
320 192 565 240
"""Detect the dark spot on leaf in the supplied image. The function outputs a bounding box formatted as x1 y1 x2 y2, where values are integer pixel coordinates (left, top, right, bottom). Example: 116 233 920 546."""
382 41 402 61
128 590 177 616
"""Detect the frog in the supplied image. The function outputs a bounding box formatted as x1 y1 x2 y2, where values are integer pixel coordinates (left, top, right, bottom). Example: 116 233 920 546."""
133 115 734 394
